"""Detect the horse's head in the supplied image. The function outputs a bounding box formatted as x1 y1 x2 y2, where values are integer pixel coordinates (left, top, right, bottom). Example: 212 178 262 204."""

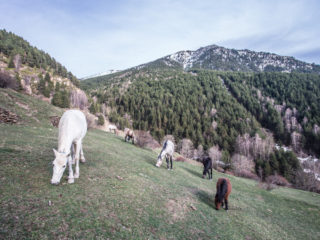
156 155 162 167
51 149 69 185
215 194 222 210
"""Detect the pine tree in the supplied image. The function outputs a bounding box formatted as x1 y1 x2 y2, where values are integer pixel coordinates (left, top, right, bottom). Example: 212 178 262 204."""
89 103 97 114
52 91 63 107
61 90 70 108
55 82 60 92
8 57 15 68
98 115 105 125
37 74 46 95
15 73 23 91
45 72 51 82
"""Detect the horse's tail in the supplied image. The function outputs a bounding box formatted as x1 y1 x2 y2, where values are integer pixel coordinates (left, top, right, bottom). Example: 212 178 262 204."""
218 179 228 203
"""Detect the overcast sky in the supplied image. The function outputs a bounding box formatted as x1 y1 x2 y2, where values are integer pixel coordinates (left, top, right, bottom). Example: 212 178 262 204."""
1 0 319 78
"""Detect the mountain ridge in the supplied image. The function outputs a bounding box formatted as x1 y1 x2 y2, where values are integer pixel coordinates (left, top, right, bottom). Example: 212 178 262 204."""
164 44 320 73
84 44 320 80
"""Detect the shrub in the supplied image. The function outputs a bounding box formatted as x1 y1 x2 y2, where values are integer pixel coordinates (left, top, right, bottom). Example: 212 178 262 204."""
175 156 187 162
258 182 277 191
234 169 259 181
135 131 160 149
70 89 88 110
295 170 320 193
0 72 17 89
266 174 291 187
98 115 105 126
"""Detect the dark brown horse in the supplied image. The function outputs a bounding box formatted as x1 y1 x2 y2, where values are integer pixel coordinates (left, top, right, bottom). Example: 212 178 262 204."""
125 129 135 144
202 156 213 179
215 178 232 210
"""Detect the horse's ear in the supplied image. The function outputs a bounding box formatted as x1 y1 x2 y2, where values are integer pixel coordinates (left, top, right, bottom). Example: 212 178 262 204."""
53 148 58 157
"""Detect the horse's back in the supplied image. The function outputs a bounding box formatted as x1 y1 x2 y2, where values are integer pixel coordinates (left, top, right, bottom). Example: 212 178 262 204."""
216 178 232 196
59 110 87 139
163 140 174 154
203 156 212 168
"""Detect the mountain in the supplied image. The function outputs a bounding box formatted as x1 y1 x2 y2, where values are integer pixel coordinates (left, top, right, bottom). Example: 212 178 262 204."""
0 29 87 109
81 44 320 189
82 44 320 88
162 44 320 73
1 88 319 239
81 70 121 81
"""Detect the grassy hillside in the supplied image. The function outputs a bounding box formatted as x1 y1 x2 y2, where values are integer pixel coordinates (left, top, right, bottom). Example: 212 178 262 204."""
0 89 320 239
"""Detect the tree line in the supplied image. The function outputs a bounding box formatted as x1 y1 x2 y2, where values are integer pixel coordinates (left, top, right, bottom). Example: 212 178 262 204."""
0 29 79 86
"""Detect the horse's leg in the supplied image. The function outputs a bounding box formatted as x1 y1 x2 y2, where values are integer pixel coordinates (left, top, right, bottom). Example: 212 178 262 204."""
71 143 76 164
170 155 173 169
80 143 86 163
210 168 212 179
74 140 81 179
132 137 134 144
166 155 169 169
68 154 74 184
225 198 228 210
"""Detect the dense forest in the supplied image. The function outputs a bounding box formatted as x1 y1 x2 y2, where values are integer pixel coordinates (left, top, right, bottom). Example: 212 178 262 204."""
220 72 320 155
82 66 320 186
83 69 320 155
86 70 261 151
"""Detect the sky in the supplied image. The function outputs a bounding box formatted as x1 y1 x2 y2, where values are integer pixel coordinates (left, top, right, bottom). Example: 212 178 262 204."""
1 0 320 78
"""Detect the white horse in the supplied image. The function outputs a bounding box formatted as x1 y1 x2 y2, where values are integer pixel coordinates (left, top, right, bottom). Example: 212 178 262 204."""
51 110 87 185
156 140 174 169
109 124 117 134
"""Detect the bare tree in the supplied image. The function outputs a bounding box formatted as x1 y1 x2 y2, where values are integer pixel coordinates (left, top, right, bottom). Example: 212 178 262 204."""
177 138 194 159
232 154 254 172
194 144 205 160
208 145 222 169
13 54 21 71
291 131 302 152
70 89 88 110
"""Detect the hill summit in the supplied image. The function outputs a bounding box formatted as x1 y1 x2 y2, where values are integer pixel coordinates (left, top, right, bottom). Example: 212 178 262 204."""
161 44 320 73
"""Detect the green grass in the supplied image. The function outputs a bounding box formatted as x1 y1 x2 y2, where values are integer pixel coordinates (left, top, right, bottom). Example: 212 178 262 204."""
0 88 320 239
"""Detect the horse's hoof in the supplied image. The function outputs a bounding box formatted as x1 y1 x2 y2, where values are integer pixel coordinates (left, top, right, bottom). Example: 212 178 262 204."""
74 174 79 178
80 159 86 163
68 178 74 184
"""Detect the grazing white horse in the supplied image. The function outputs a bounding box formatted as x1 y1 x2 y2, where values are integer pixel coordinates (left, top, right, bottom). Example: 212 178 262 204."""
156 140 174 169
109 124 117 134
51 110 87 185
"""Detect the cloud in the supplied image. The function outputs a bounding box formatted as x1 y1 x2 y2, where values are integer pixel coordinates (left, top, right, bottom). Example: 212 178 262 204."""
0 0 319 77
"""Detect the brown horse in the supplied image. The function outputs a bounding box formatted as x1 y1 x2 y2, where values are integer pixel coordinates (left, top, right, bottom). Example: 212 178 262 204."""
215 178 232 210
125 129 135 144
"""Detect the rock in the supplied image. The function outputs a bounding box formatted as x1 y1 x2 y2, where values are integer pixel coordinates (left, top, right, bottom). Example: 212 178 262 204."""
0 107 19 124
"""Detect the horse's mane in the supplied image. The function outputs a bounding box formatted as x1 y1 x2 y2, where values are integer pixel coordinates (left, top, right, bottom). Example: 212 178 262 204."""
158 140 168 159
163 140 168 149
217 179 228 203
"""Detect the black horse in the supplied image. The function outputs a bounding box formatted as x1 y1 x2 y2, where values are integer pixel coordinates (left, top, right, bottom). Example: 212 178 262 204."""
202 156 213 179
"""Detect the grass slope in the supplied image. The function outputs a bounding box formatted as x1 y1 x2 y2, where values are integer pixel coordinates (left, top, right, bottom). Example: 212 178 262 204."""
0 89 320 240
